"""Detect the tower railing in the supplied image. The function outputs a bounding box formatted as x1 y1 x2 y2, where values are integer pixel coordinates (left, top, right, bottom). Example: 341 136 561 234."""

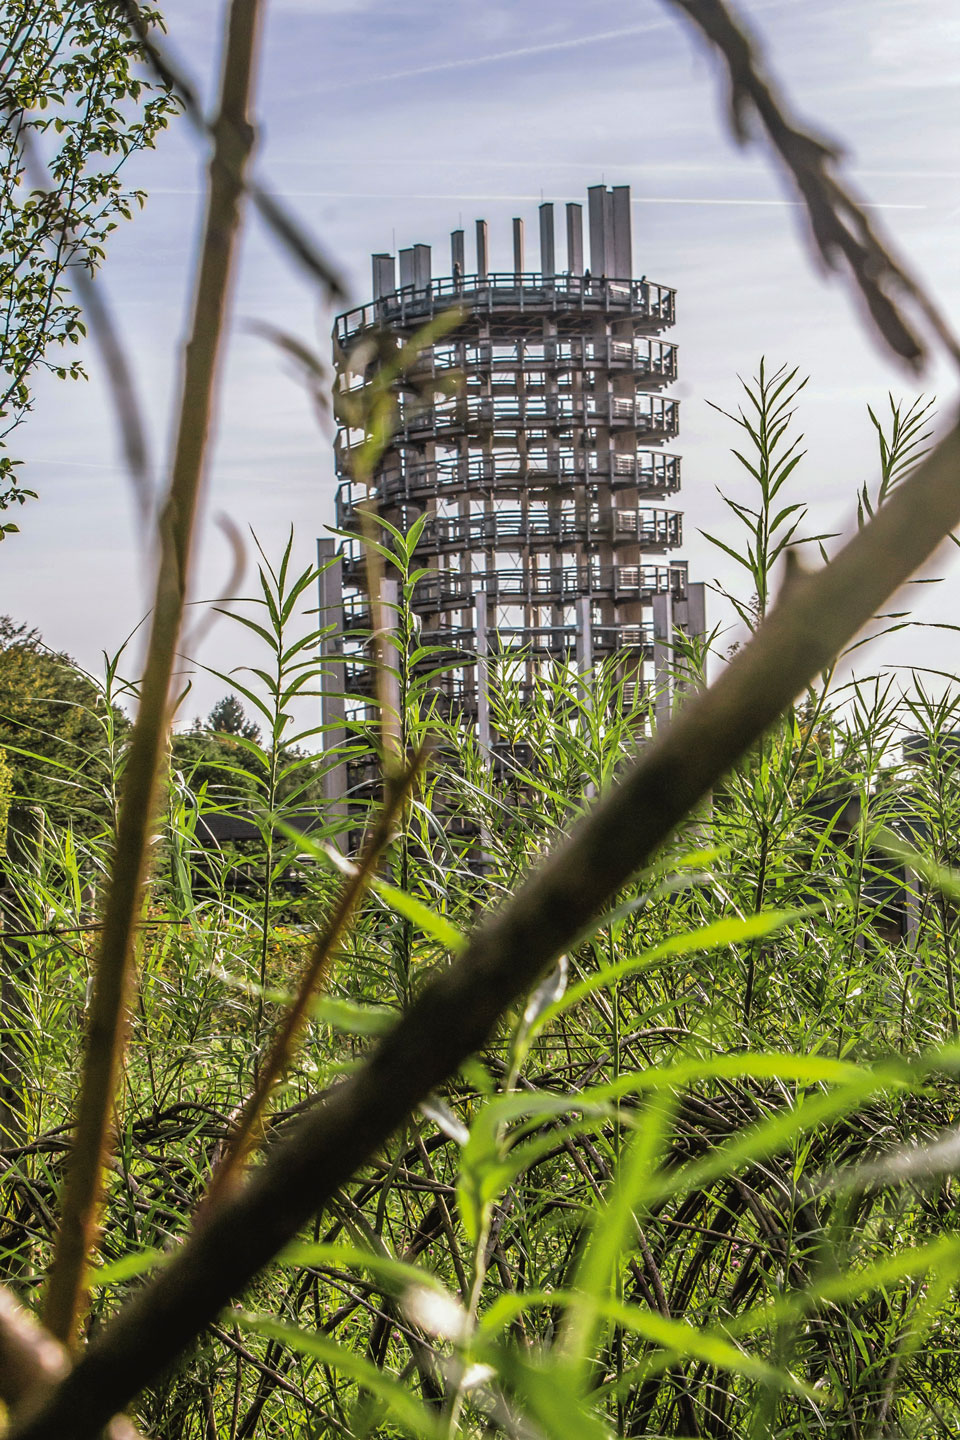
337 507 682 555
335 450 682 511
338 621 659 699
335 273 676 344
405 336 678 381
338 394 680 445
337 562 689 626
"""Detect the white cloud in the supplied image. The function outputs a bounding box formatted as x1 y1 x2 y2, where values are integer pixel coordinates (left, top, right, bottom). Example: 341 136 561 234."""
866 3 960 86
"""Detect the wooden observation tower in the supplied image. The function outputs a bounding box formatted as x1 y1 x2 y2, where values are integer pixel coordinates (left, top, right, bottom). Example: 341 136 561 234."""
320 184 704 798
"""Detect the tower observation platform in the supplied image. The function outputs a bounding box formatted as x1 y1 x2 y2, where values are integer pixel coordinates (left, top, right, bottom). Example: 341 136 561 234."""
320 184 705 794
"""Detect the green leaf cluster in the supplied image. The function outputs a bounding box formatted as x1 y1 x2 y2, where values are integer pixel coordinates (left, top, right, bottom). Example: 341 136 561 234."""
0 3 179 523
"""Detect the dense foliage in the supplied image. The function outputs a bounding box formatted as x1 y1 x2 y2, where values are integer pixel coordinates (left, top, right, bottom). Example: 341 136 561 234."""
3 378 960 1437
0 617 129 832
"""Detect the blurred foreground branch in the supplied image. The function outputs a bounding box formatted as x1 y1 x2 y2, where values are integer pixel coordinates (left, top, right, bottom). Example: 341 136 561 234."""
0 1288 141 1440
40 0 265 1351
665 0 960 372
112 0 346 302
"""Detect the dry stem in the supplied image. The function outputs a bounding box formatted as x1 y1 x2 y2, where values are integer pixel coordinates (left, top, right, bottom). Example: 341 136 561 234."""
40 0 265 1349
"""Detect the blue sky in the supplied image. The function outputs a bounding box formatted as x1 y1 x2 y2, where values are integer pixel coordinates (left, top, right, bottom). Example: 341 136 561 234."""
4 0 960 719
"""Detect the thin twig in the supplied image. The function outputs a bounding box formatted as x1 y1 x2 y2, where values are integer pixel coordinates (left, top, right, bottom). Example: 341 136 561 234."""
202 746 428 1209
0 921 191 940
665 0 960 373
40 0 265 1349
111 0 346 301
13 410 960 1436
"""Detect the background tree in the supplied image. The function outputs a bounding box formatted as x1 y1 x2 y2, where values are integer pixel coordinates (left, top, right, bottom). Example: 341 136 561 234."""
0 616 127 832
171 690 326 814
171 695 265 809
207 693 261 742
0 2 178 533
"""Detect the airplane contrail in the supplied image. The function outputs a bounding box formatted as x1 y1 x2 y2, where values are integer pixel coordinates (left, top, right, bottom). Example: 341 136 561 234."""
255 190 926 211
147 185 923 211
313 0 811 93
315 20 674 91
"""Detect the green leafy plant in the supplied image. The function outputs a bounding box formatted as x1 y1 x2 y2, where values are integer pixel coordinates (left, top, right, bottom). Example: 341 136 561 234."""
703 360 830 628
0 3 178 525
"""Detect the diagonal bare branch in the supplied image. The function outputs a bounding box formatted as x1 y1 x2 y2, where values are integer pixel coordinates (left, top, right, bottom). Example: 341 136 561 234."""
665 0 960 373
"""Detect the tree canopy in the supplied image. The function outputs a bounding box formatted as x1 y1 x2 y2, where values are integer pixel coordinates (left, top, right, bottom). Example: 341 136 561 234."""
0 2 178 533
0 616 127 832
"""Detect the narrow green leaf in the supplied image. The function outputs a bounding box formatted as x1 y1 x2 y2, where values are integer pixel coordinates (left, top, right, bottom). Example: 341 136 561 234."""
371 877 466 954
91 1247 166 1288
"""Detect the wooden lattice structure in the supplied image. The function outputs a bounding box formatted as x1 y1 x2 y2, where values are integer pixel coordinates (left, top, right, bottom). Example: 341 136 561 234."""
324 185 704 780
